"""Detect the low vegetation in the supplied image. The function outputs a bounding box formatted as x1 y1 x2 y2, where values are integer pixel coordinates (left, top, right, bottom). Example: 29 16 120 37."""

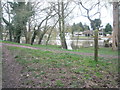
6 45 118 88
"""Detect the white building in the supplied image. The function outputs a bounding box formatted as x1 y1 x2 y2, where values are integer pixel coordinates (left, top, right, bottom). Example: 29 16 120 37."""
73 32 84 36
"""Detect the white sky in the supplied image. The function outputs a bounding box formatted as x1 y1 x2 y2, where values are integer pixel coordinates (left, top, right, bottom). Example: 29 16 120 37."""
71 6 113 28
2 0 113 29
68 1 113 28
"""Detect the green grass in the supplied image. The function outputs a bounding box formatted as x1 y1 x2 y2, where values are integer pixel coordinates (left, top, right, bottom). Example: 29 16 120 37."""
2 41 119 56
6 46 118 88
55 80 64 87
2 40 61 49
73 47 118 56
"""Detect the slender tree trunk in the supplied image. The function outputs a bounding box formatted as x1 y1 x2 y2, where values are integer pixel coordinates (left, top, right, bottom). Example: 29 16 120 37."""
58 1 62 44
94 30 98 62
8 24 12 41
25 22 31 44
58 1 67 49
112 2 119 50
31 30 37 45
38 20 48 44
118 4 120 50
25 32 31 44
46 29 52 45
24 26 29 44
14 36 21 43
46 20 58 45
61 1 67 49
26 20 31 44
14 30 21 43
17 36 21 43
0 1 3 40
38 27 48 44
38 33 45 44
7 2 12 41
79 2 99 61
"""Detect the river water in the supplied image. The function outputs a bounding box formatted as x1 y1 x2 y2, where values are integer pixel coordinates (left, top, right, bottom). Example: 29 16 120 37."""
48 39 105 50
20 36 106 50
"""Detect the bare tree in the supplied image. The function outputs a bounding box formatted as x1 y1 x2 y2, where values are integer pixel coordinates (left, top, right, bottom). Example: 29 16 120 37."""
2 1 15 41
112 2 119 50
47 0 75 49
30 1 57 45
38 18 49 44
31 0 73 46
45 20 59 45
76 0 102 61
57 1 67 49
24 2 34 44
31 13 56 45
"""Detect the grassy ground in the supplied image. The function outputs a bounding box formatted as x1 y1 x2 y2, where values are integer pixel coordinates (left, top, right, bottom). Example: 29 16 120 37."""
73 47 118 56
6 46 118 88
1 41 61 49
1 41 118 56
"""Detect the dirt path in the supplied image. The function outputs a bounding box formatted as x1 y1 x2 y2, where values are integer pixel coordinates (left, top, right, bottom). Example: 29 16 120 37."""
2 43 118 59
2 46 23 88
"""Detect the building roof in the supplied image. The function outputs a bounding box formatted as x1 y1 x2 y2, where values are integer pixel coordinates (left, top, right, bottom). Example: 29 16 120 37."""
83 30 93 34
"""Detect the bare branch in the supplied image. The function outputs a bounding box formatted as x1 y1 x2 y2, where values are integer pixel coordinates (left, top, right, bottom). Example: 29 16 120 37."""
65 5 76 18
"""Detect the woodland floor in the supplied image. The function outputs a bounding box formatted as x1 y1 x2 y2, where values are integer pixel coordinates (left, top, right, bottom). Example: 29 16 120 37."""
1 42 119 88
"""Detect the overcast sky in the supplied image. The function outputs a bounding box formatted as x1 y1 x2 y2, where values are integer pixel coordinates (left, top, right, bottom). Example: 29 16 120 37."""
3 0 113 29
68 1 113 28
71 6 113 28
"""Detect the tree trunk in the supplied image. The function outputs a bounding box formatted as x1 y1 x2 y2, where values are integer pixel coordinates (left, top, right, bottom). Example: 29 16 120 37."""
112 2 119 50
61 1 67 49
38 33 45 44
38 20 48 45
8 26 12 41
46 20 58 45
7 2 12 41
58 1 67 49
46 28 53 45
31 30 37 45
94 30 98 62
25 33 31 44
118 3 120 50
14 30 21 43
0 1 3 40
25 23 31 44
26 20 31 44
